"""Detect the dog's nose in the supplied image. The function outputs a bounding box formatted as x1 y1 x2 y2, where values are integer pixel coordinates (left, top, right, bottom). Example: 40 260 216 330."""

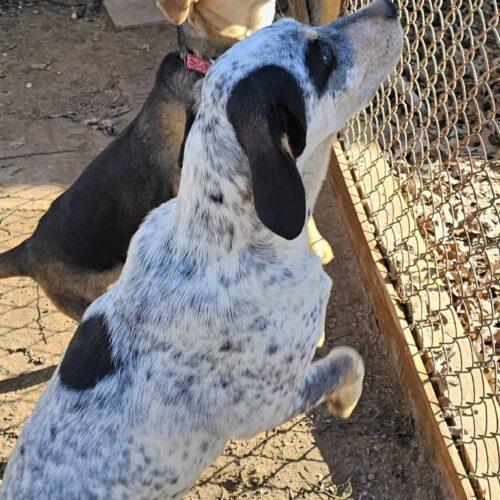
369 0 398 19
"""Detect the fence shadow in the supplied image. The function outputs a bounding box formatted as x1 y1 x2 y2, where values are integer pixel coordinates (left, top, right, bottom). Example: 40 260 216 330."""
0 365 56 395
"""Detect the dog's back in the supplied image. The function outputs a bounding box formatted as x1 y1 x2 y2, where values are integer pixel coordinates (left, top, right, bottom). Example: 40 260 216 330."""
2 197 331 498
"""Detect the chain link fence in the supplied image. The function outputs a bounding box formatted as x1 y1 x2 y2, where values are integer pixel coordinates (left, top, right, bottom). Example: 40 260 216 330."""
334 0 498 497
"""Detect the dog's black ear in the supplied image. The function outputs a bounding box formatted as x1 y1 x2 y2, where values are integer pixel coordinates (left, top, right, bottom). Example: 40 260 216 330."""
178 104 196 169
227 66 307 240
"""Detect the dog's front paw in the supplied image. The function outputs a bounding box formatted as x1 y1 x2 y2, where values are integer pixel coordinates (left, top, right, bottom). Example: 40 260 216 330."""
310 238 334 266
325 347 364 419
307 218 334 266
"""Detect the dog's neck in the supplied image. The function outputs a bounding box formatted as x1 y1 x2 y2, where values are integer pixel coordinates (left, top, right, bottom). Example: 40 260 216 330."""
175 111 331 255
176 113 278 251
133 53 203 188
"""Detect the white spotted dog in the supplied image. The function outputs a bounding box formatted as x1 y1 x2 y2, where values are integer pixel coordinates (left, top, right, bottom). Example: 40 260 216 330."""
1 1 403 498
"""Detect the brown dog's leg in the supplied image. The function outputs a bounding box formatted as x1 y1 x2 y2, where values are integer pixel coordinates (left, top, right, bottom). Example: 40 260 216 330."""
307 216 334 266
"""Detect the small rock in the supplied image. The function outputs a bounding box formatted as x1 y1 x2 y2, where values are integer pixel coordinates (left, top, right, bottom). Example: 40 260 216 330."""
30 62 49 70
31 356 45 366
8 138 26 150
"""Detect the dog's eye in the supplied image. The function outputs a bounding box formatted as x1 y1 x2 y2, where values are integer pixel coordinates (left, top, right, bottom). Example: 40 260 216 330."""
305 39 336 93
318 42 337 70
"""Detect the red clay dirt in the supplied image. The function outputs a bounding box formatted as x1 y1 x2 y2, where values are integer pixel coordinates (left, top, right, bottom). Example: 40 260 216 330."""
0 3 443 498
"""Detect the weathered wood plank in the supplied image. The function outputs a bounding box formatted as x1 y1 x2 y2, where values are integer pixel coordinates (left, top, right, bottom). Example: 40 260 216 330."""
320 0 342 23
288 0 310 24
103 0 166 29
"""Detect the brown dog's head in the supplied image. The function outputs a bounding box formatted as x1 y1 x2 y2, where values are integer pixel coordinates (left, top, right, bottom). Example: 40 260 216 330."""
157 1 276 38
157 1 277 61
156 0 194 25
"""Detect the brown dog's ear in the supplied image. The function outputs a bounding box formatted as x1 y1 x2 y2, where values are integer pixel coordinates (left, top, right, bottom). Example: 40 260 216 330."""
227 66 307 240
156 0 196 25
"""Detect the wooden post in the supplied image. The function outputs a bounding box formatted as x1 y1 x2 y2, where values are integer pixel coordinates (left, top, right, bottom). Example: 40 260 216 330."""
288 0 310 24
288 0 342 25
320 0 342 23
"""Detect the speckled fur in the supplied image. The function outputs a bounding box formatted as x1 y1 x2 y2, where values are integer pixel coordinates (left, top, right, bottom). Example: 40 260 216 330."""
1 2 402 498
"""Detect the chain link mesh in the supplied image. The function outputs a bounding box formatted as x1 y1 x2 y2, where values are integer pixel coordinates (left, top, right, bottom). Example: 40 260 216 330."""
337 0 499 496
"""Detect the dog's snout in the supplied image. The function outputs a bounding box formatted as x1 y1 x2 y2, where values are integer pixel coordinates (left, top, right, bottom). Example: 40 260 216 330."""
369 0 398 19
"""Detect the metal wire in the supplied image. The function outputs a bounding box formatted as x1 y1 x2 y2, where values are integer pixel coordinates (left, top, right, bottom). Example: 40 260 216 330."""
338 0 499 496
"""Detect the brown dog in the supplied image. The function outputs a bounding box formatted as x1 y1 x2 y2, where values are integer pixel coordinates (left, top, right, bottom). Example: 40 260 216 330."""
0 0 332 322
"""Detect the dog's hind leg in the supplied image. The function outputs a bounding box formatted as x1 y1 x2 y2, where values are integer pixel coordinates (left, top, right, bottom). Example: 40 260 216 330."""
289 346 365 420
235 347 364 439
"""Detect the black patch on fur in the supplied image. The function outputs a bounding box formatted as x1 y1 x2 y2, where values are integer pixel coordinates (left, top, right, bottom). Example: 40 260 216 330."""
209 192 224 204
305 39 337 94
227 65 307 240
220 341 233 352
267 343 279 355
60 314 117 390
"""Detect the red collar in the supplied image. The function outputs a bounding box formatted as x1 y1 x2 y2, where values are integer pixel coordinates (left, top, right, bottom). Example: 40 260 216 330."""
184 52 213 75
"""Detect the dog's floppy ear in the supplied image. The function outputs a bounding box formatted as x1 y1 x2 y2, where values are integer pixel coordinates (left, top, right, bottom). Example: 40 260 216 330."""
227 65 307 240
156 0 197 25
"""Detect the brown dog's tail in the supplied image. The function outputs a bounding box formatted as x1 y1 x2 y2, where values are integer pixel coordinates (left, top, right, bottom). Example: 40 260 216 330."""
0 242 29 279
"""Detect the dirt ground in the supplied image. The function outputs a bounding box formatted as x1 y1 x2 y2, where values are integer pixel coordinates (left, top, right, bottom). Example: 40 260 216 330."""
0 3 444 498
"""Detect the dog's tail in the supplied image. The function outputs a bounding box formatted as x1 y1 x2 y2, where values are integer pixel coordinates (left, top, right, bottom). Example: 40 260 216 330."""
0 242 30 279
